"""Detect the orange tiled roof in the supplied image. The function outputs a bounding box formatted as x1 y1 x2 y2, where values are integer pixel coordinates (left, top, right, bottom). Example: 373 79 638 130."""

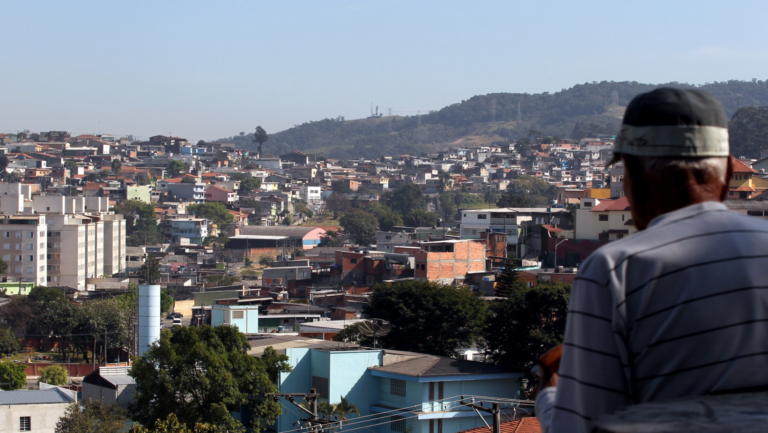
460 418 540 433
590 196 630 212
732 157 757 173
730 186 756 192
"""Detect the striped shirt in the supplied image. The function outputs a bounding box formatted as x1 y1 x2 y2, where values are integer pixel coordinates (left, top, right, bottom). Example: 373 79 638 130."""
536 201 768 433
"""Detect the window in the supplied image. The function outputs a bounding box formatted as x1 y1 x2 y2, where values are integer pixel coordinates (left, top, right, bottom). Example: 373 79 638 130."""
27 255 33 261
15 266 21 273
15 255 21 262
15 232 22 238
599 214 608 221
20 417 31 431
385 235 391 240
312 376 329 399
15 244 21 250
25 267 32 274
3 243 8 250
350 258 357 264
390 378 406 397
232 311 244 319
27 244 33 250
27 232 33 238
584 201 592 208
2 255 7 261
3 232 8 238
390 416 406 432
477 214 487 220
40 231 45 237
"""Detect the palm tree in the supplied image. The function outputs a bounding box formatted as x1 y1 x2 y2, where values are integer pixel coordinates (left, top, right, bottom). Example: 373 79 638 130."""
334 396 360 423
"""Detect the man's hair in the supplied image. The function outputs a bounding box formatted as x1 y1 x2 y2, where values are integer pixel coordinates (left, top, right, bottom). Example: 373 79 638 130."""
621 155 728 186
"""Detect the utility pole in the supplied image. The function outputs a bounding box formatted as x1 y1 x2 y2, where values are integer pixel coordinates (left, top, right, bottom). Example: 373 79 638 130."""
265 389 333 432
460 398 501 433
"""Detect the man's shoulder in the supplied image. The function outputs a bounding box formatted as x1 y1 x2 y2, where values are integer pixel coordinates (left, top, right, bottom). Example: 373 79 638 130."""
580 207 768 273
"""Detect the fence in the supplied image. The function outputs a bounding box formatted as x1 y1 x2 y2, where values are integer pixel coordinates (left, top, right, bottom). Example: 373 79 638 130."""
23 362 130 377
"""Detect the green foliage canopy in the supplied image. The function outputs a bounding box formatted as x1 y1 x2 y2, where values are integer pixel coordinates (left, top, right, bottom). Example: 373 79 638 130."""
729 106 768 158
188 202 235 228
339 209 378 246
40 365 69 386
0 361 26 390
484 281 570 370
364 281 487 357
56 401 128 433
129 325 281 432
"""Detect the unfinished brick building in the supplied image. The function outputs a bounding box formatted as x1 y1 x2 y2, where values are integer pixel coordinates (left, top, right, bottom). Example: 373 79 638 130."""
414 240 487 285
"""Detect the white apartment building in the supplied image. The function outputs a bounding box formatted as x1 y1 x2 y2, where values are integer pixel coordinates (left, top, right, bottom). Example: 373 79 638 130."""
0 215 47 286
301 184 322 204
32 195 126 289
575 197 637 241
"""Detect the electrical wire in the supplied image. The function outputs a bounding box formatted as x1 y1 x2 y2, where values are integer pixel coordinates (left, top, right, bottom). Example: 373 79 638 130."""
280 395 465 432
276 396 468 433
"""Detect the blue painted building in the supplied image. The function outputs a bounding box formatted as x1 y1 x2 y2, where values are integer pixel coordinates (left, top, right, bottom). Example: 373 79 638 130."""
211 304 259 334
276 348 522 433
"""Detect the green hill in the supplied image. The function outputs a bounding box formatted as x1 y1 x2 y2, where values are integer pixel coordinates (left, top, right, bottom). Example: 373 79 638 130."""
220 80 768 159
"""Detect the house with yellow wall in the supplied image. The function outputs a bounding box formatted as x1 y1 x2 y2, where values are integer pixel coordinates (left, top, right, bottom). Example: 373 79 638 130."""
729 157 768 200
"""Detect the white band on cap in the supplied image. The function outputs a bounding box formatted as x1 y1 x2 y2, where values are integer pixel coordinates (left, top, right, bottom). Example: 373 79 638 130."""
615 125 729 157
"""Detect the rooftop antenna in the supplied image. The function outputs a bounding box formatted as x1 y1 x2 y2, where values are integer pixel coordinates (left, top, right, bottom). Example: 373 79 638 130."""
358 318 391 348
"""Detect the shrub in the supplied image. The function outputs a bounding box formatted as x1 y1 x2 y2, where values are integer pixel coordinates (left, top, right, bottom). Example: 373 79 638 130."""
40 365 68 386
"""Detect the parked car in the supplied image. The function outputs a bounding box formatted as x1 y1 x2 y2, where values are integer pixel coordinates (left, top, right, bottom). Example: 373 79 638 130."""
172 318 183 327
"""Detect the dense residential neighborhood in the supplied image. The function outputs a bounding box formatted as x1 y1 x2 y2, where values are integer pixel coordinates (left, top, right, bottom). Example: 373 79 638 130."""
1 129 767 433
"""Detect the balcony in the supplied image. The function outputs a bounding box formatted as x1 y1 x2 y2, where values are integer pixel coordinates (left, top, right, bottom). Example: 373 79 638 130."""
490 218 514 225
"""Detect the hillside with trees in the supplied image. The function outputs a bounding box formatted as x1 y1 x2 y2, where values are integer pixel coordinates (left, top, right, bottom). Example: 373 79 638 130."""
220 80 768 159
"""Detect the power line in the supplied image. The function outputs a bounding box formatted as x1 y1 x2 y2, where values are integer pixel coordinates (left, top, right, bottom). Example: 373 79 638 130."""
276 396 467 433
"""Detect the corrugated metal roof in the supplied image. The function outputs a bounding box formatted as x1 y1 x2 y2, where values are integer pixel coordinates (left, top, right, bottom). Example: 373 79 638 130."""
99 366 136 386
240 226 325 237
0 388 75 405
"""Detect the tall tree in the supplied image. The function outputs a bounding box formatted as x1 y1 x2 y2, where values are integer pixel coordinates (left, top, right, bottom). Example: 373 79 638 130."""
167 160 188 177
0 361 26 390
56 401 128 433
484 281 570 371
325 193 351 219
111 158 122 177
382 184 425 217
188 202 234 229
113 199 160 246
364 281 487 357
729 106 768 158
257 346 292 384
0 328 20 356
140 256 161 285
494 257 523 297
404 209 439 227
339 209 378 246
253 126 269 157
129 326 281 432
366 202 403 231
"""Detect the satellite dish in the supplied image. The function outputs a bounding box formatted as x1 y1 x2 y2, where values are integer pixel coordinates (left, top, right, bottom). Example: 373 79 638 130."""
358 318 391 348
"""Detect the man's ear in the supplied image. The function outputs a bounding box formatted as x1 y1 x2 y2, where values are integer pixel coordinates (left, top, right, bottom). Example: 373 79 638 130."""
719 156 733 202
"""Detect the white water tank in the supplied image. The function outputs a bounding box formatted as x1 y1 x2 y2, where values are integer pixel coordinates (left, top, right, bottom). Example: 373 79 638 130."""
138 285 161 357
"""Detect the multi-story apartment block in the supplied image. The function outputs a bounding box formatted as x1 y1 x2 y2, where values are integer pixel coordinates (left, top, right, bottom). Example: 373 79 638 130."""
33 195 126 288
165 182 206 203
0 215 47 286
163 216 209 245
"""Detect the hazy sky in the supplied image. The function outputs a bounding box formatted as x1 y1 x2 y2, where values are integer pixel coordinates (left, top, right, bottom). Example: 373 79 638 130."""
1 0 766 142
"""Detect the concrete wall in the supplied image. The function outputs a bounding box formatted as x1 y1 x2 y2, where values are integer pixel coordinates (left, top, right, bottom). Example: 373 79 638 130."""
0 402 70 433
